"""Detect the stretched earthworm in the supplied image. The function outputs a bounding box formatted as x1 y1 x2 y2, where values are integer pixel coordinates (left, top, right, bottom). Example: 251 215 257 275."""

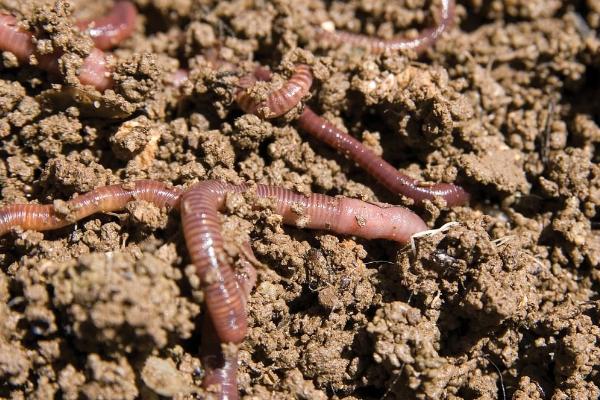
0 180 181 236
316 0 455 54
0 14 113 90
235 64 313 119
235 66 469 206
200 252 257 400
297 107 470 206
75 1 137 50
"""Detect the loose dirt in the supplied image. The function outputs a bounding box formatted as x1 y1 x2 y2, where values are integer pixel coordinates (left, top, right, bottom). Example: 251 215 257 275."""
1 0 599 398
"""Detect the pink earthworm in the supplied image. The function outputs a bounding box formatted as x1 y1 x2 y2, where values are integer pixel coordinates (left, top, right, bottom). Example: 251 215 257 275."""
200 252 257 400
0 14 113 90
75 1 137 50
0 1 137 90
0 180 181 236
297 107 470 206
316 0 455 54
180 180 427 344
0 179 428 341
235 66 470 206
200 317 241 400
235 64 313 119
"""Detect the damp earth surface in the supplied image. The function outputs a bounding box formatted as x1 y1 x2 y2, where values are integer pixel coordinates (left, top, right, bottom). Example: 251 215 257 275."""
1 0 600 399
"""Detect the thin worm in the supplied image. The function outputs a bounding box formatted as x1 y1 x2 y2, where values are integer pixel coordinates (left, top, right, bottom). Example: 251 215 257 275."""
315 0 455 54
180 180 427 344
297 107 470 206
235 64 313 119
0 180 181 236
234 66 469 206
75 1 137 50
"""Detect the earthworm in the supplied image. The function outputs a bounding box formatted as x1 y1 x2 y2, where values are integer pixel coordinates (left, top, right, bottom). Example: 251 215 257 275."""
180 180 427 343
297 107 470 206
200 317 240 400
75 1 137 50
316 0 455 54
0 180 181 237
0 14 113 90
200 251 257 400
235 66 469 206
235 64 313 119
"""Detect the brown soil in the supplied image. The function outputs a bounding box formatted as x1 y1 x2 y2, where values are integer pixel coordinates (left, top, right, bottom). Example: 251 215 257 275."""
1 0 600 398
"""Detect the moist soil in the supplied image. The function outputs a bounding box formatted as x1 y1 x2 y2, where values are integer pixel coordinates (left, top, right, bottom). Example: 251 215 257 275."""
1 0 600 399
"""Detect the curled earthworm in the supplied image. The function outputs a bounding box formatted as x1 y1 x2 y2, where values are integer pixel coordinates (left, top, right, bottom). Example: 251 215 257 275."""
0 1 137 91
316 0 455 54
0 14 113 90
180 180 426 344
297 107 470 206
235 64 313 119
235 66 469 206
75 1 137 50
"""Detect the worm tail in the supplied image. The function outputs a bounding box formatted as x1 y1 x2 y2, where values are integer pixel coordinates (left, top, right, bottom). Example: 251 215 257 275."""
297 107 469 206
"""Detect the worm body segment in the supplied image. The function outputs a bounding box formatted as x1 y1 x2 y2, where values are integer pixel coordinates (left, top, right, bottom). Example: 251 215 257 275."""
0 14 113 90
200 257 256 400
200 318 241 400
76 1 137 50
297 107 470 206
316 0 455 54
235 64 313 119
0 180 181 236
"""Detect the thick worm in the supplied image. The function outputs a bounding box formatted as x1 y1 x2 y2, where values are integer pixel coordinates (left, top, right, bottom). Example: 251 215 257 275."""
316 0 455 54
0 180 181 236
200 249 257 400
297 107 470 206
0 14 113 90
75 1 137 50
180 180 427 344
235 64 313 119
